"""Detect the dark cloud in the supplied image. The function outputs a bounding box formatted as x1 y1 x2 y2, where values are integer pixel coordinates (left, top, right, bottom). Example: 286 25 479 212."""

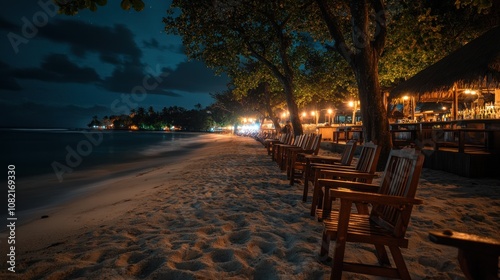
99 61 181 97
2 16 226 97
159 60 229 93
12 54 101 83
143 38 183 53
39 19 143 63
99 53 123 65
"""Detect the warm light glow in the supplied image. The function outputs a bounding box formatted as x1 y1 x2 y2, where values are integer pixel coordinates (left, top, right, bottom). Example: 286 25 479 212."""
327 109 333 114
464 89 477 95
348 101 354 107
302 112 307 117
311 111 316 116
403 95 409 100
442 106 447 110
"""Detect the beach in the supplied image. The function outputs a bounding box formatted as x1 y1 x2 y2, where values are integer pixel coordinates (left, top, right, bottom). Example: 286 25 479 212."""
1 133 499 279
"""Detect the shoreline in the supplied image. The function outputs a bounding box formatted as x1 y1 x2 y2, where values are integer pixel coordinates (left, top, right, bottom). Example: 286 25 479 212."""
1 134 498 279
1 132 214 227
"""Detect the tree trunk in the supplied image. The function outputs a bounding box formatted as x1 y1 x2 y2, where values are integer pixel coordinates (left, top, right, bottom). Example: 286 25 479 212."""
353 49 392 170
283 78 303 136
263 82 282 134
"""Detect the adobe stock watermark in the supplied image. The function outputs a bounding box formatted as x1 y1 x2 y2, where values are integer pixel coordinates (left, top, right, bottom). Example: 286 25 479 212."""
51 65 170 182
7 0 59 54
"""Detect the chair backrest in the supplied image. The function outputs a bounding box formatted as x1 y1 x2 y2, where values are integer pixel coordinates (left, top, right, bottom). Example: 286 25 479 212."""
301 134 314 150
340 140 357 165
354 142 381 174
370 149 425 238
310 134 322 155
285 133 294 145
295 134 309 149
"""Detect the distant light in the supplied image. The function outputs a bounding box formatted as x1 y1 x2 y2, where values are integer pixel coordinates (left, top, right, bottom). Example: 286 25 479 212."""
403 95 409 100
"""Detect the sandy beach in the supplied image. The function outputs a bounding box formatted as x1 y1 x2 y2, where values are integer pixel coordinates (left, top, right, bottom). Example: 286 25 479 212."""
1 133 499 279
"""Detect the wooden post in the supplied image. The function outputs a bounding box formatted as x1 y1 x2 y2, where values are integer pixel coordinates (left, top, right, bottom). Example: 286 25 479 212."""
452 84 458 120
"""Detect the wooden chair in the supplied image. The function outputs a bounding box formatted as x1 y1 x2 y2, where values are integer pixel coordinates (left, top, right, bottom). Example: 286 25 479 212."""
429 230 500 280
264 132 287 155
311 142 381 217
270 133 294 159
285 134 322 180
296 140 357 201
275 134 311 170
319 149 425 280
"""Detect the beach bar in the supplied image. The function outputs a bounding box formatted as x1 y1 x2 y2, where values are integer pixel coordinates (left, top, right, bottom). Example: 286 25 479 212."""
388 26 500 177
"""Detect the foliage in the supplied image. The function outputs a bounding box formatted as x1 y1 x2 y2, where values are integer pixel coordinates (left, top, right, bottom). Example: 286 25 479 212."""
164 0 331 135
55 0 144 14
381 0 499 89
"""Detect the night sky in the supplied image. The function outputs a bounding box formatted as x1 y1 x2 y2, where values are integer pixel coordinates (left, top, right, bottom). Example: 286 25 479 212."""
0 0 229 128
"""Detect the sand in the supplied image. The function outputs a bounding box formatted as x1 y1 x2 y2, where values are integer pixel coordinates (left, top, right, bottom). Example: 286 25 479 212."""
1 133 498 279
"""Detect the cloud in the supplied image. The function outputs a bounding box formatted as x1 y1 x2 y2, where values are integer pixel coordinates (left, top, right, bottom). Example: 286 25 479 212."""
38 19 143 63
159 60 229 93
12 54 101 83
2 16 227 98
99 61 181 97
143 38 183 53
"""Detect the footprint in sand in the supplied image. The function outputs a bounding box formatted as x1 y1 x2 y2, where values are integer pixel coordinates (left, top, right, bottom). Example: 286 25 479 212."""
249 239 277 254
253 259 279 280
128 256 165 278
229 229 251 244
174 260 207 271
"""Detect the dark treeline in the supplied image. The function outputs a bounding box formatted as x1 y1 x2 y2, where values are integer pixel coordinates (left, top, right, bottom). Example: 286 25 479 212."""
88 105 218 131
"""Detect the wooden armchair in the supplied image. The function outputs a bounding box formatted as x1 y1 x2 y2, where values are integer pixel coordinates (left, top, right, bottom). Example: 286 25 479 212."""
264 132 288 155
296 140 357 199
311 142 381 217
319 149 425 280
274 134 311 170
285 134 322 180
270 133 295 160
429 230 500 280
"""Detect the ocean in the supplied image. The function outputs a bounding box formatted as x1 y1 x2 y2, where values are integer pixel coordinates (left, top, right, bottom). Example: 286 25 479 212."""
0 128 210 223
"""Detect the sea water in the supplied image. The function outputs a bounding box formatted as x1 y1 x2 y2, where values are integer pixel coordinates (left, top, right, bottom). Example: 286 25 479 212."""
0 128 209 223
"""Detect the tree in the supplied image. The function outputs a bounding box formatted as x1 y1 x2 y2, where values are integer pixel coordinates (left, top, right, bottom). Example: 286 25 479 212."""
310 0 392 164
163 0 319 135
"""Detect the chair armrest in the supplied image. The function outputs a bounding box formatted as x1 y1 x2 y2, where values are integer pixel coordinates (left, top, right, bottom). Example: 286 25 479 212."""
310 162 350 169
330 188 424 206
318 170 379 180
317 179 379 193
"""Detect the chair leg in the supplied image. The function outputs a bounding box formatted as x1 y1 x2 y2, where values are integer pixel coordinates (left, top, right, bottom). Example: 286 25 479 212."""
320 229 331 258
388 245 411 280
311 181 323 217
303 163 311 199
330 236 347 280
302 175 309 202
374 244 391 266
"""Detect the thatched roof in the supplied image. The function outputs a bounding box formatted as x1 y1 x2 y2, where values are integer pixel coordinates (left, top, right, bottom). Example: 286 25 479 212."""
390 26 500 102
